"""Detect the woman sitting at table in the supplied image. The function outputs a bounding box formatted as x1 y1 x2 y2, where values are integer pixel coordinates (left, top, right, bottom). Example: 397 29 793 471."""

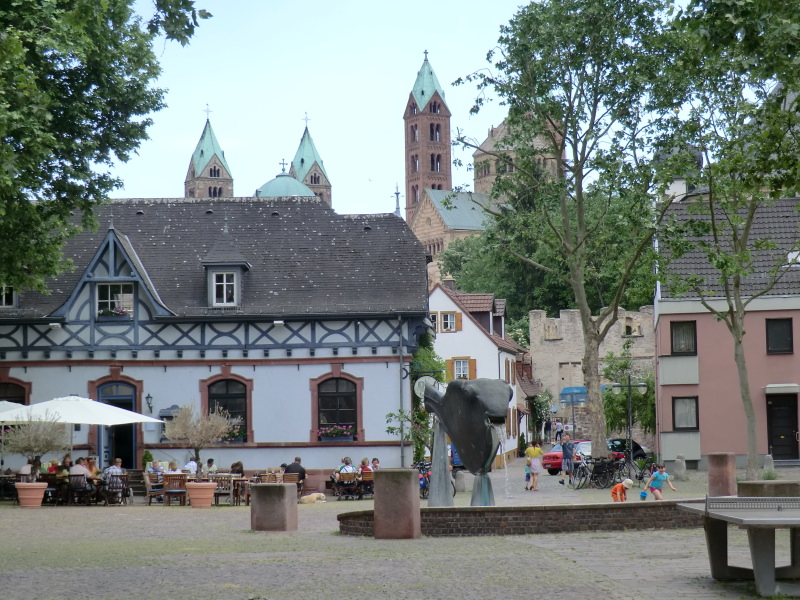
165 461 181 474
85 458 100 478
230 461 244 475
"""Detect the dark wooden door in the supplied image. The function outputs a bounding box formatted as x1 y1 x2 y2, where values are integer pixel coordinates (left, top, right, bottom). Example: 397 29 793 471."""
766 394 798 460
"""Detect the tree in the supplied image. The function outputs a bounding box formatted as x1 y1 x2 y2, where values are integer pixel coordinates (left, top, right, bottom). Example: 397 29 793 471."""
659 3 800 480
386 334 447 463
163 404 239 473
0 0 209 291
601 341 655 435
456 0 678 448
3 415 69 475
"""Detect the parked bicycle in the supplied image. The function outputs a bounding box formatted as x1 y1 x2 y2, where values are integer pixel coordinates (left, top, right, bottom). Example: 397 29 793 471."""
412 460 456 498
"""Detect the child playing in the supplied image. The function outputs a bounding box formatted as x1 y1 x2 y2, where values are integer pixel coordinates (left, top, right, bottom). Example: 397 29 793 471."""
643 464 677 500
611 478 633 502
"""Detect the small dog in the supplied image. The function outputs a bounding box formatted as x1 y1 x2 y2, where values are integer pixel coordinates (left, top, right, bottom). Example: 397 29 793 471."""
298 492 327 504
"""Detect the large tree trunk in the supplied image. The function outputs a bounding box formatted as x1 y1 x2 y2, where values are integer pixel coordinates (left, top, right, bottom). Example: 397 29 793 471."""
731 315 759 480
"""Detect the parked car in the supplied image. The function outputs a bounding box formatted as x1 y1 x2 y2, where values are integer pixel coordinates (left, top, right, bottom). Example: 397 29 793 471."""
541 440 640 475
606 438 649 460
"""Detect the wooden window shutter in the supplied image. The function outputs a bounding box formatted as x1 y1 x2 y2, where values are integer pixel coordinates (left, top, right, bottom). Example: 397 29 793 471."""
455 312 462 331
468 358 477 379
445 359 454 381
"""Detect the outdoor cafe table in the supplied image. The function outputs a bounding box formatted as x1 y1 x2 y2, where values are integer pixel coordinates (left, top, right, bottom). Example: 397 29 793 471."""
678 497 800 597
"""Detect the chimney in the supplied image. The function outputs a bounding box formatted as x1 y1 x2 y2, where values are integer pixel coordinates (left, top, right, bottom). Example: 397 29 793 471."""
441 275 456 291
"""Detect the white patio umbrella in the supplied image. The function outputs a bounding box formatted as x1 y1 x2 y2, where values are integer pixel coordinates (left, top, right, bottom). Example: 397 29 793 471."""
0 395 162 426
0 400 25 467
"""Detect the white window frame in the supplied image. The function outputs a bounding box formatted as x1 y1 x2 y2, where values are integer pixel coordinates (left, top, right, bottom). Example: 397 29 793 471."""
441 312 456 332
454 359 469 380
213 271 237 307
0 286 14 308
97 283 134 316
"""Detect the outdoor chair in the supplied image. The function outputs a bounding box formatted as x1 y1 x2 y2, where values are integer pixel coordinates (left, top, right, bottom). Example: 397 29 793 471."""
104 473 129 506
358 470 374 499
143 472 163 505
68 474 94 505
162 473 187 506
336 472 358 500
281 472 302 499
212 474 233 505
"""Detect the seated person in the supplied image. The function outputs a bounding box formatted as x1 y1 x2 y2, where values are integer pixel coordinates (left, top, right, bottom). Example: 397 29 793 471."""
18 458 34 479
69 457 96 493
148 461 164 474
183 456 198 474
331 457 357 497
202 458 218 475
47 459 60 474
283 457 306 496
230 461 244 476
85 458 100 478
357 457 372 475
371 457 381 471
165 461 181 474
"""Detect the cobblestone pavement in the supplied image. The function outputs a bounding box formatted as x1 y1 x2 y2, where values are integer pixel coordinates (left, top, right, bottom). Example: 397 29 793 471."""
1 459 797 600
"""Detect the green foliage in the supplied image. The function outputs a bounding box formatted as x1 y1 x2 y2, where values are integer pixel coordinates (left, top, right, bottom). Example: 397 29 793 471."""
386 334 447 462
517 433 526 457
601 340 656 434
141 449 154 469
529 389 553 439
762 469 778 481
0 1 209 291
3 415 69 467
455 0 680 447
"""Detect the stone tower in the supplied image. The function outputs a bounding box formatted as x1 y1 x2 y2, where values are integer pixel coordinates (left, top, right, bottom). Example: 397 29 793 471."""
289 126 332 207
184 119 233 198
403 52 451 222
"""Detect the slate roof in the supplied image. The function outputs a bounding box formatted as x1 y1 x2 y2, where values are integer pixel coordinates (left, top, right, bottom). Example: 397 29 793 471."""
425 189 491 231
254 173 315 197
660 196 800 299
15 197 429 319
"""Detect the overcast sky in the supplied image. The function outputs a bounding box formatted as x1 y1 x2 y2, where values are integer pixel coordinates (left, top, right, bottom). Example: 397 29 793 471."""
108 0 524 215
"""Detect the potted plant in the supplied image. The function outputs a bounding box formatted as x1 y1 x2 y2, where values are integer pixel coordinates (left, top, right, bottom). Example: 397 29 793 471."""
318 424 354 442
164 404 241 508
4 414 69 508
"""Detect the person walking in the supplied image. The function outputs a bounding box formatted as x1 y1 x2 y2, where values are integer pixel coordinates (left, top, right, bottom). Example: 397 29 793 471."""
643 464 677 500
525 441 544 491
558 434 575 486
554 419 563 442
543 418 552 443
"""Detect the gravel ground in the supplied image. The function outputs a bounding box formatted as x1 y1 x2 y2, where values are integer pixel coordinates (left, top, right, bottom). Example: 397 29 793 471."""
1 459 796 600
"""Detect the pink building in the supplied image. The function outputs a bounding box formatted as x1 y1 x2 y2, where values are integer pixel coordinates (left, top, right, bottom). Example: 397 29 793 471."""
655 198 800 468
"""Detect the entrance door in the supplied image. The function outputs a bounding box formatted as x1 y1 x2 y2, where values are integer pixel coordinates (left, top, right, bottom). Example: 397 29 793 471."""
766 394 798 460
97 382 136 469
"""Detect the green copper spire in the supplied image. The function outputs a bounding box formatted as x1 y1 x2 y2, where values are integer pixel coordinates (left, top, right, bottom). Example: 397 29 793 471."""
291 127 328 183
191 119 232 177
411 51 446 110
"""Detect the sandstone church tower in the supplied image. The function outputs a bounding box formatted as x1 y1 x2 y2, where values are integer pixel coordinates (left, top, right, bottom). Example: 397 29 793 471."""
184 119 233 198
403 52 451 222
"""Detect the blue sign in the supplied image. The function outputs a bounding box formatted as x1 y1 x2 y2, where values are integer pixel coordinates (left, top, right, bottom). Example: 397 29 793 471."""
560 386 588 405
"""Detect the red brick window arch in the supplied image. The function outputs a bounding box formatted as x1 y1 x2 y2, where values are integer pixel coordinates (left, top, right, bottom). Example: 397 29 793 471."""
309 368 364 442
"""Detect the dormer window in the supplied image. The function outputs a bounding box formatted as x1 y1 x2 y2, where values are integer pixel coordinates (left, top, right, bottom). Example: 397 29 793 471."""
97 283 133 317
213 272 237 306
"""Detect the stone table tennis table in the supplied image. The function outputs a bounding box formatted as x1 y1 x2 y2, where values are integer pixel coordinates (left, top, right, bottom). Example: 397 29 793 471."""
679 496 800 597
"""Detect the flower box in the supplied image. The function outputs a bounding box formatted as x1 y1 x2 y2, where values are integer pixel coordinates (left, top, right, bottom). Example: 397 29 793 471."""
320 435 354 442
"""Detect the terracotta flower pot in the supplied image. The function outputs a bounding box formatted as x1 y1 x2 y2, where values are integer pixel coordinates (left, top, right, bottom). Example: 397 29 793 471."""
15 482 48 508
186 481 217 508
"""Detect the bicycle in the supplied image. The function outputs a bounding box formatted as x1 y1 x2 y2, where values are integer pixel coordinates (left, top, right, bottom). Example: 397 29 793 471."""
631 457 657 488
412 461 456 498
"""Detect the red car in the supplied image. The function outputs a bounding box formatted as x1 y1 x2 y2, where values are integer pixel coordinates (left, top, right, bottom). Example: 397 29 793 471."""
541 441 625 475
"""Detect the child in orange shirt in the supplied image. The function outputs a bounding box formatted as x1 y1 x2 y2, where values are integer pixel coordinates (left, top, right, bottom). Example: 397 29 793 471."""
611 478 633 502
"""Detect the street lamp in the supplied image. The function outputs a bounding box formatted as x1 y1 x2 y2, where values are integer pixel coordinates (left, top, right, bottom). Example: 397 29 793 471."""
612 376 648 462
144 393 153 413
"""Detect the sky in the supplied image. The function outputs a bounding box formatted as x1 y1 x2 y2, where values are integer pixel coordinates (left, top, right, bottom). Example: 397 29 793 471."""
109 0 525 215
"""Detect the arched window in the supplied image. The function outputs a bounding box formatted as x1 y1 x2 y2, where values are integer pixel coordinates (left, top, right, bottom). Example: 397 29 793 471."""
429 123 435 141
209 379 247 442
0 382 26 404
412 185 419 202
414 125 418 141
210 166 220 178
433 154 441 172
208 186 212 197
412 155 418 172
410 103 417 115
430 154 435 171
317 378 356 435
434 124 440 141
310 173 320 184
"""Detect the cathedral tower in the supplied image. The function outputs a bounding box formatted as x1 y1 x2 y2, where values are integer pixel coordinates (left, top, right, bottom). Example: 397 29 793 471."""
403 52 451 222
289 126 332 206
184 119 233 198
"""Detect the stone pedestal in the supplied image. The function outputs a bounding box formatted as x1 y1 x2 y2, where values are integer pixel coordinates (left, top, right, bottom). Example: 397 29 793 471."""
374 469 420 539
738 480 800 497
250 484 297 532
672 454 688 482
707 452 737 497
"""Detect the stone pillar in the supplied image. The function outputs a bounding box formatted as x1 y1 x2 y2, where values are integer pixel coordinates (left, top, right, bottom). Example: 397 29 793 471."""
672 454 687 482
250 484 297 532
707 452 736 497
374 469 420 539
